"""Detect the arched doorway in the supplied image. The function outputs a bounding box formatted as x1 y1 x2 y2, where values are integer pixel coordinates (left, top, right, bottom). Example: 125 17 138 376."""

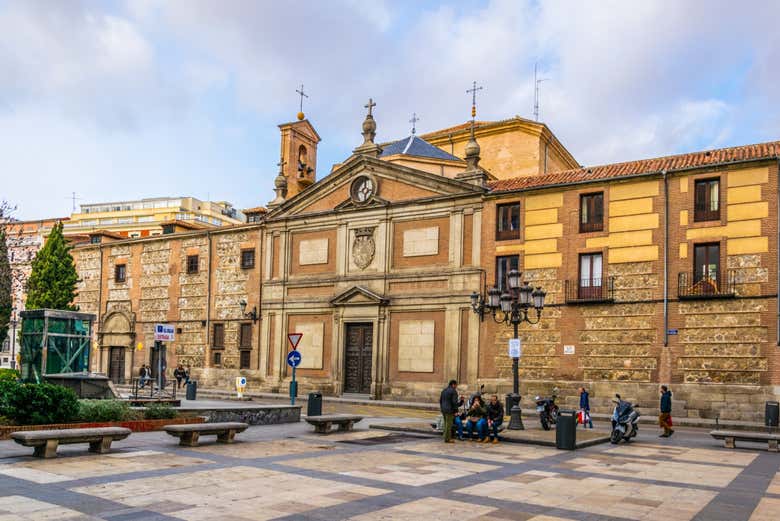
99 311 135 384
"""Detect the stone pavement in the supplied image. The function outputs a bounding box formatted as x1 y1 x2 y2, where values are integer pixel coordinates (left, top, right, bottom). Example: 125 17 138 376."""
0 414 778 520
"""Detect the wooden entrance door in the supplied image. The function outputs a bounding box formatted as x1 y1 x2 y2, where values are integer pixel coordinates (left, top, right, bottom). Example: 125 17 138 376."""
108 347 125 384
344 323 372 394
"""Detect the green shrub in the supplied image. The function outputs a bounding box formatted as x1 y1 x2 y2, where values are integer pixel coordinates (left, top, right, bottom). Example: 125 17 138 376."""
0 379 20 419
78 399 137 423
0 368 19 383
143 403 177 420
2 383 79 425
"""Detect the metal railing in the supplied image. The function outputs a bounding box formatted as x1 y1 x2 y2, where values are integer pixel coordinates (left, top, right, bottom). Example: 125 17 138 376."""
565 276 615 303
130 377 177 400
693 203 720 222
678 270 736 299
579 220 604 233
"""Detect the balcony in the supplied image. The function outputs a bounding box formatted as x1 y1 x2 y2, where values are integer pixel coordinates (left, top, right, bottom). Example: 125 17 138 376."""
565 276 615 303
678 270 736 299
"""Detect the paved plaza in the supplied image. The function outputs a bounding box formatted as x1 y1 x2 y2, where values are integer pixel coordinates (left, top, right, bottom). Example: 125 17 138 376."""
0 412 778 521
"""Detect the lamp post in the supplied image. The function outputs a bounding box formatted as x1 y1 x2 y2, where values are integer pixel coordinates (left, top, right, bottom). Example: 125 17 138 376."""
470 269 546 430
9 307 17 370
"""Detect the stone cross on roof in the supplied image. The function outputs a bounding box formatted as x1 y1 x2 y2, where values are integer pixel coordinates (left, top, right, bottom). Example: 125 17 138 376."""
364 98 376 117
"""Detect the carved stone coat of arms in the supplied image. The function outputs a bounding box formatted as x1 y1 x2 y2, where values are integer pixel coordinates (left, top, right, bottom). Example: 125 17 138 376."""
352 227 375 270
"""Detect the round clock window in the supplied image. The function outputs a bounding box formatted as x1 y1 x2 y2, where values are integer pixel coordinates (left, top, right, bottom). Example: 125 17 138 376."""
350 176 376 204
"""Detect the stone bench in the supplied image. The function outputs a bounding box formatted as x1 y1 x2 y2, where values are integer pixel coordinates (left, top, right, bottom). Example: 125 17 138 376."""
164 422 248 446
710 430 780 452
11 427 132 459
305 414 363 434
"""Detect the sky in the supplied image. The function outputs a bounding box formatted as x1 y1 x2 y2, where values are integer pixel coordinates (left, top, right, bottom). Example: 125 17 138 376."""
1 0 779 220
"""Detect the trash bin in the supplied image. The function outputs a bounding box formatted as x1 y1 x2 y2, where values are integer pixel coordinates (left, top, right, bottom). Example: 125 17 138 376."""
766 401 779 427
556 409 577 450
186 380 197 401
308 392 322 417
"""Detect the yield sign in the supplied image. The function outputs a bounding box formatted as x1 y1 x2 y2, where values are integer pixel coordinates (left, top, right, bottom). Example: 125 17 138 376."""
287 333 303 350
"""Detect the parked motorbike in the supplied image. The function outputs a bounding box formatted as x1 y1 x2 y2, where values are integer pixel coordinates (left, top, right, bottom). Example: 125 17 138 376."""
610 394 640 444
535 392 559 430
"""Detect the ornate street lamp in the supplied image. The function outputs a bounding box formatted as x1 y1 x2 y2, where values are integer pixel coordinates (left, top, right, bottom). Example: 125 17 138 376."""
470 269 546 430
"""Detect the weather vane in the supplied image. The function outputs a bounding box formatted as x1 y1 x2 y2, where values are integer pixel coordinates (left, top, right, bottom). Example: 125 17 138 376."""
409 112 420 135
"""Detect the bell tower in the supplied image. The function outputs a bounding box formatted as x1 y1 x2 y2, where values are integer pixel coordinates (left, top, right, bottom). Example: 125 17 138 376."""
276 85 321 200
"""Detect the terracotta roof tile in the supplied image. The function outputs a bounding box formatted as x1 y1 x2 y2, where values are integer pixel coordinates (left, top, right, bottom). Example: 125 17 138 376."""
489 140 780 192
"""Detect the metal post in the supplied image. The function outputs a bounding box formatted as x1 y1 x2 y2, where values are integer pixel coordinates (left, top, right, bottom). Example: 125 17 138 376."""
507 319 524 430
10 309 17 370
290 365 297 405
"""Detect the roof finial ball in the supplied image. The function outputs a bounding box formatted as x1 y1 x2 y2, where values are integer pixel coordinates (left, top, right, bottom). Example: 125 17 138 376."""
295 84 308 121
361 98 377 144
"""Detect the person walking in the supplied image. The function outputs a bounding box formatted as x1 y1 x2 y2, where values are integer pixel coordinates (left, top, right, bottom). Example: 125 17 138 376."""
173 365 186 389
439 380 462 443
659 385 674 437
486 394 504 443
138 365 150 389
579 387 594 428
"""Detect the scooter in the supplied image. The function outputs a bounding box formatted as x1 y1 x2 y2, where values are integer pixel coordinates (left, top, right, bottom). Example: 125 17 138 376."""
610 394 640 444
535 392 559 431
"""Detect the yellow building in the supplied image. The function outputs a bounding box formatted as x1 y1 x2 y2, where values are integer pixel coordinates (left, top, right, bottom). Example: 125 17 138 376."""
64 197 246 239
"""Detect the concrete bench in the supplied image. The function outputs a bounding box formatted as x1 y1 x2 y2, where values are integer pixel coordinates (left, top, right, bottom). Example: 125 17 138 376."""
164 422 248 446
305 414 363 434
710 430 779 452
11 427 132 458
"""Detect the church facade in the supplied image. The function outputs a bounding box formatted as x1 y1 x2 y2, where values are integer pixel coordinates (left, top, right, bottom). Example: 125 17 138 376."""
71 106 780 420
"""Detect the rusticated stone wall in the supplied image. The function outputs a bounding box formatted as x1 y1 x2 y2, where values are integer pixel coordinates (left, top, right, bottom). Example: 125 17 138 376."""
72 226 263 385
677 298 768 385
73 248 101 315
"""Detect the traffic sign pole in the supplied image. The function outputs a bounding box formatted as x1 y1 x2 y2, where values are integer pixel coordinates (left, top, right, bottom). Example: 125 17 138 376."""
286 347 302 406
291 365 297 405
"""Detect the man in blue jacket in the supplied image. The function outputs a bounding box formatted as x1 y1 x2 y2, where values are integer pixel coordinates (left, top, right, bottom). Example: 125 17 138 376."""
659 385 674 437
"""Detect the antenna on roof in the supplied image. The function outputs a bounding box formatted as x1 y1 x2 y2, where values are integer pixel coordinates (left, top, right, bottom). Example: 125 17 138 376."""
533 63 549 122
64 192 82 213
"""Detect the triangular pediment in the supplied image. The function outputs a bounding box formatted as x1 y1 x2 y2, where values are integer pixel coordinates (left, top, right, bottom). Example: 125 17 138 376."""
267 154 485 219
330 286 389 307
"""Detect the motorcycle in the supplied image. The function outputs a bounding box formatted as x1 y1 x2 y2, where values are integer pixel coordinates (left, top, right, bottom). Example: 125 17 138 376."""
535 392 559 431
610 394 640 444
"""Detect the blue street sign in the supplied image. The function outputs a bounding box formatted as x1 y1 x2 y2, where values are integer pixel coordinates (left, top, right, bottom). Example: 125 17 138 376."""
287 350 302 368
667 329 678 335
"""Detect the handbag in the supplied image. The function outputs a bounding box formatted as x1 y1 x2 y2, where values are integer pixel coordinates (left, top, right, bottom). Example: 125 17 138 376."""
577 410 584 424
667 415 673 427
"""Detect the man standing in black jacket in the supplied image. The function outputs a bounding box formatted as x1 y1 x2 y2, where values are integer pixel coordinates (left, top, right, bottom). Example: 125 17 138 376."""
659 385 674 437
440 380 462 443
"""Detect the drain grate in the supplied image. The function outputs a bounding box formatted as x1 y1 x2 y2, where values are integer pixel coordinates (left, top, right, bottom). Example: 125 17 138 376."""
338 433 418 446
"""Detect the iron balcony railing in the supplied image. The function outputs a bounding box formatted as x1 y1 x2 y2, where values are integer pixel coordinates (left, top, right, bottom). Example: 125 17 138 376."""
678 270 736 299
565 276 615 303
579 220 604 233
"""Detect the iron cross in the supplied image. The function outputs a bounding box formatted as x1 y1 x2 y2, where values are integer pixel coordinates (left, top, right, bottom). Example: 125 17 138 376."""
295 84 308 113
409 112 420 135
364 98 376 117
467 81 483 118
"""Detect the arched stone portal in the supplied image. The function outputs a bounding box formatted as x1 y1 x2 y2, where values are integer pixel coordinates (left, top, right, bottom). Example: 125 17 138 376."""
98 311 135 384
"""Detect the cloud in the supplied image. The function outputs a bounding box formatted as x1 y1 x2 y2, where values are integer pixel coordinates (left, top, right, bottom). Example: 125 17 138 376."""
1 0 779 220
